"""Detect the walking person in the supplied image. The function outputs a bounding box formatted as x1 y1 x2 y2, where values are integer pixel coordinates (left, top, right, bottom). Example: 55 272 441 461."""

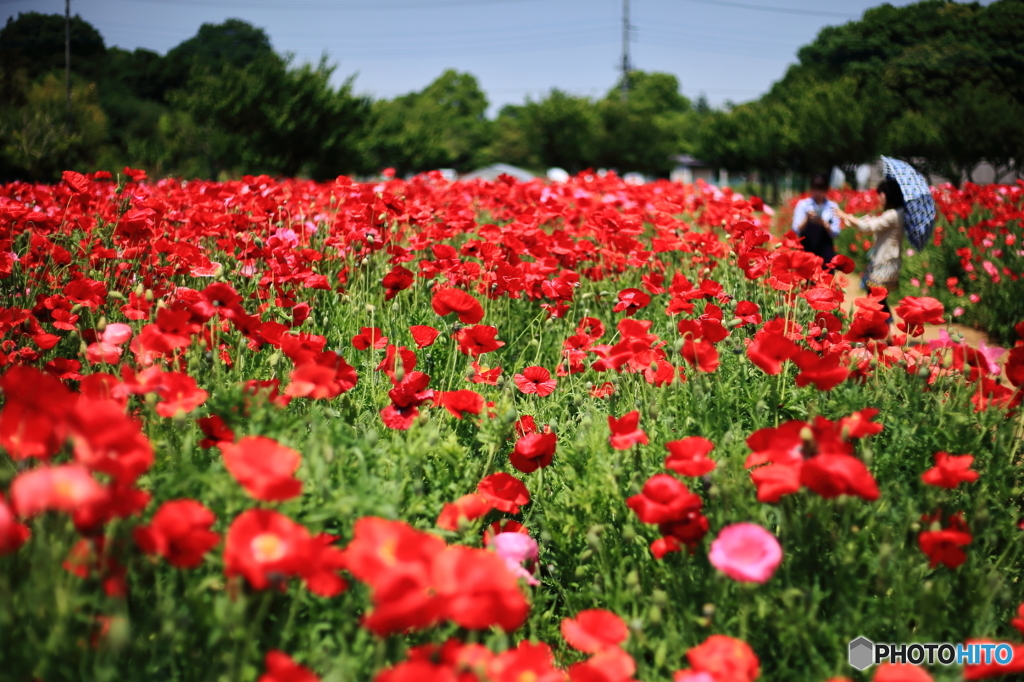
791 174 841 269
835 179 906 322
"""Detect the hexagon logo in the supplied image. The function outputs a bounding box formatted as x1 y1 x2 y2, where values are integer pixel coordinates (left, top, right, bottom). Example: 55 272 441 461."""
849 637 875 671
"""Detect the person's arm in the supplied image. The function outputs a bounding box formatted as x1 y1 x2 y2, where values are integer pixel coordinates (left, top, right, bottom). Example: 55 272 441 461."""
850 209 898 234
826 203 842 238
791 201 808 235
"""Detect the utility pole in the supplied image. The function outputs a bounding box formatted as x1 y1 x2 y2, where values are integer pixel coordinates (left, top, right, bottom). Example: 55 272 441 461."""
619 0 633 101
65 0 72 134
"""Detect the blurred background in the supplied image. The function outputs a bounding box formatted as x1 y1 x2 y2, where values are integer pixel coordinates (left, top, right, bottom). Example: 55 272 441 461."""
0 0 1021 195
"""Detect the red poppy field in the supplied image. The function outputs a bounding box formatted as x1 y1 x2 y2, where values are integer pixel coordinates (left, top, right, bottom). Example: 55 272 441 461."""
1 170 1023 682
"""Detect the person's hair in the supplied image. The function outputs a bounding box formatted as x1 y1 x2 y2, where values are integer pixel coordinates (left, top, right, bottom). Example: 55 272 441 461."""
810 174 829 191
876 179 905 210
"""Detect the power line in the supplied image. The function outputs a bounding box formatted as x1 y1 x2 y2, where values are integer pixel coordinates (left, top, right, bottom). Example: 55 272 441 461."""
675 0 856 19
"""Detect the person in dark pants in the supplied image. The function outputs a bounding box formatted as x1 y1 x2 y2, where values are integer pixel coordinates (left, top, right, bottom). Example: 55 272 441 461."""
791 174 841 270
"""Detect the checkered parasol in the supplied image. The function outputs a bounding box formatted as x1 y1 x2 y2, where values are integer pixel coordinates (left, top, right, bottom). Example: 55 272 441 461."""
881 155 936 251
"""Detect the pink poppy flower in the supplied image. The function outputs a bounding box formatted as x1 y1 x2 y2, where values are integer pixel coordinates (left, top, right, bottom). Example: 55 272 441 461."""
708 523 782 584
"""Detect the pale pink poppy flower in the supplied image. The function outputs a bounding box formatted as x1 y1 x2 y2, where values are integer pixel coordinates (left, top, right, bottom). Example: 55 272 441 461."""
708 523 782 584
100 323 133 346
489 531 539 585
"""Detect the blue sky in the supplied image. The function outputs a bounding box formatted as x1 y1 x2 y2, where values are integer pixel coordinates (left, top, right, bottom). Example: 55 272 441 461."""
2 0 997 115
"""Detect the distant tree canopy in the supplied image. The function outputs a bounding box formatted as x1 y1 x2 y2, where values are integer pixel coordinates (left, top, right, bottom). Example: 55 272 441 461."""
696 0 1024 184
1 2 1022 184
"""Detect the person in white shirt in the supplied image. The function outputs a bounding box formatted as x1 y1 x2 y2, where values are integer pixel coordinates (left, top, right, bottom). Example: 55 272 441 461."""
791 174 841 269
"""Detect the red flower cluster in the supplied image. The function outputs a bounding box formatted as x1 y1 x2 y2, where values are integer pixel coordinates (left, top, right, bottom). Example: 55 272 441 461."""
342 517 529 635
745 410 882 503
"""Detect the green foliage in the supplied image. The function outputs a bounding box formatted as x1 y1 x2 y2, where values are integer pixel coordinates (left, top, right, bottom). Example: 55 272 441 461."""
172 53 371 178
0 74 107 181
597 72 694 176
485 90 601 173
699 0 1024 184
364 70 491 175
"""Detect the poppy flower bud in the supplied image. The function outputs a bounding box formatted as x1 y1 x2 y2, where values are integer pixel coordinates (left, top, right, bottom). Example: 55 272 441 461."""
145 290 154 302
929 520 942 533
134 283 145 297
910 522 921 532
917 365 931 378
96 317 107 331
622 525 636 542
950 330 964 344
702 603 715 617
672 337 685 352
799 426 814 442
575 565 588 578
364 303 375 313
108 291 125 301
360 257 369 266
71 304 82 314
652 590 669 607
586 525 602 549
726 318 744 329
648 605 662 624
626 569 639 586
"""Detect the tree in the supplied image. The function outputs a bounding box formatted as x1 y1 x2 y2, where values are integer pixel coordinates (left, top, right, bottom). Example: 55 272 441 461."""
364 70 490 175
1 74 107 181
172 52 370 178
596 71 693 176
484 90 600 173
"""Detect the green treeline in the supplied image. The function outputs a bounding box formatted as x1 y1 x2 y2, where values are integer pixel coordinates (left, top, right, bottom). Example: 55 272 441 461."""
1 0 1022 184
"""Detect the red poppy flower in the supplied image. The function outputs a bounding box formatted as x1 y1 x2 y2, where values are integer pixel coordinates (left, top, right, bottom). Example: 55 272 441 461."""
1004 346 1024 387
509 431 557 473
921 452 979 488
561 609 629 653
683 635 760 682
286 353 358 399
608 411 648 450
259 650 320 682
800 454 879 501
733 300 762 326
470 361 502 385
435 390 485 419
590 382 615 398
681 339 719 373
513 366 557 396
382 265 414 301
432 288 485 323
220 436 302 502
224 509 309 590
0 365 76 461
746 331 798 375
133 499 220 568
895 296 945 337
410 325 441 348
153 371 209 418
432 545 529 631
455 325 504 356
342 517 446 635
793 350 849 391
197 415 235 449
918 511 972 569
477 473 530 513
490 642 565 682
626 474 701 525
437 493 493 531
62 170 89 193
352 327 388 350
613 288 651 315
0 494 30 554
665 437 716 476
